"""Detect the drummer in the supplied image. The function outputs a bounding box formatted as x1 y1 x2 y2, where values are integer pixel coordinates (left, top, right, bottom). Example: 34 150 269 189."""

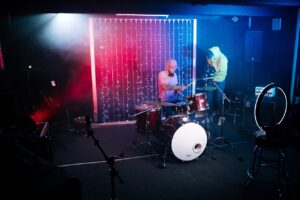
158 59 186 117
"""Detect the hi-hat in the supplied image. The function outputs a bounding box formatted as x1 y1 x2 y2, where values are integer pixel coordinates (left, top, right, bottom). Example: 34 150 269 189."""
199 76 214 81
196 86 217 91
144 101 178 106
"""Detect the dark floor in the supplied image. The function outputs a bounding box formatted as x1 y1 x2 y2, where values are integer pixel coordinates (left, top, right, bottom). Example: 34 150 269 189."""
49 114 300 200
1 112 300 200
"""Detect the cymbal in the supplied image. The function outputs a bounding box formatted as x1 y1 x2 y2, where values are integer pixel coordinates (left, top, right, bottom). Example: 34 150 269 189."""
198 76 214 81
134 104 155 110
196 86 216 91
143 101 178 106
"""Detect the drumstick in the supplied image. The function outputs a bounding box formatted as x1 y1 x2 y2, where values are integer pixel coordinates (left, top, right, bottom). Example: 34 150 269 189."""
186 81 195 87
185 78 204 87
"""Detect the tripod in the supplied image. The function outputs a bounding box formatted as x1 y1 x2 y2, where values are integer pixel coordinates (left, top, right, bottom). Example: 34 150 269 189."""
84 116 123 200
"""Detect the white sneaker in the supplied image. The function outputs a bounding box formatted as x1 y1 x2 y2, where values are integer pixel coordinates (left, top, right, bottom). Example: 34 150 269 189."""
206 131 211 140
200 116 210 124
217 117 225 126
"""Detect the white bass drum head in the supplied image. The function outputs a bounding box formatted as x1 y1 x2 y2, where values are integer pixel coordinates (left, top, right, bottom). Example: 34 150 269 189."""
171 122 207 161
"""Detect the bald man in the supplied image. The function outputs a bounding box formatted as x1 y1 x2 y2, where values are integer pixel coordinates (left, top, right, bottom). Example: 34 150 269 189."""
158 59 186 118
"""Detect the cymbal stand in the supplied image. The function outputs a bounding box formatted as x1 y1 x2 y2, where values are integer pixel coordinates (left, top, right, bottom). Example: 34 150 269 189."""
201 79 217 160
202 77 217 139
120 108 157 157
212 81 232 149
84 116 123 200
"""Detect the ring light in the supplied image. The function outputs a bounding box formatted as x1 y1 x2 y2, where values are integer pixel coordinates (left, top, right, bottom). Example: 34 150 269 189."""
254 83 288 131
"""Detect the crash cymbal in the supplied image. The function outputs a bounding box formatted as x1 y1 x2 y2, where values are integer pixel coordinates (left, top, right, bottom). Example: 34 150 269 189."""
143 101 178 106
196 86 217 91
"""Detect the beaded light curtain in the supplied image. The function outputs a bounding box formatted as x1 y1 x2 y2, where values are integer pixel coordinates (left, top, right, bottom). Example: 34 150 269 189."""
90 18 195 122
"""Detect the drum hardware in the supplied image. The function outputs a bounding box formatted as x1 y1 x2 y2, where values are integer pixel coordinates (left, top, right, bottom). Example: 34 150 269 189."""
196 92 217 161
196 75 216 91
184 85 217 146
227 97 242 124
119 104 160 157
211 81 233 149
192 75 218 160
175 101 189 115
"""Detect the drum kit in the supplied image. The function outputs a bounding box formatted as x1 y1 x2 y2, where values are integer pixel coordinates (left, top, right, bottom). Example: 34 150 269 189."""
131 76 218 165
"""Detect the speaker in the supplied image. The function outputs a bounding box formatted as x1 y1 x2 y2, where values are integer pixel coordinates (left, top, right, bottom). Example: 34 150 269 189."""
242 98 257 130
244 31 263 62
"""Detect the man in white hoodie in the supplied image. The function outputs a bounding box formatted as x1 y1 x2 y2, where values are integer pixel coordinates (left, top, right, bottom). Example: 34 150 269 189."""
206 46 228 125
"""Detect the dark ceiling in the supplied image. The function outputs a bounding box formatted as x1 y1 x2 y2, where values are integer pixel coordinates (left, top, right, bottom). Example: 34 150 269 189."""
1 0 299 15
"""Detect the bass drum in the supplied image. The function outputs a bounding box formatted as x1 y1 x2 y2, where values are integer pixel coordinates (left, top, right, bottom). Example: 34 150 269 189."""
162 115 207 161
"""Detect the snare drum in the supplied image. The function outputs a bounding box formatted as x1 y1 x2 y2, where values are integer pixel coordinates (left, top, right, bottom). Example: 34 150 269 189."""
161 115 207 161
175 102 188 115
135 104 161 134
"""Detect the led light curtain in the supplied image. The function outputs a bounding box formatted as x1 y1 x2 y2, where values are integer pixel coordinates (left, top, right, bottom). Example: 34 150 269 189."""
91 18 195 122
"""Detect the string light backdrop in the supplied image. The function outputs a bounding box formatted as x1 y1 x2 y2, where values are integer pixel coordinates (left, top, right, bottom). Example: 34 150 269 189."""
90 17 196 122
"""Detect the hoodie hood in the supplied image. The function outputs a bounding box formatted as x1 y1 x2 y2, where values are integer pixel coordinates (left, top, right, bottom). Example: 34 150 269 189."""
208 46 221 60
207 46 228 82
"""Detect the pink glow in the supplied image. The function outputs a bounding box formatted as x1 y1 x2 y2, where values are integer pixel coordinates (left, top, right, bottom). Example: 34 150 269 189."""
0 43 4 70
89 17 98 122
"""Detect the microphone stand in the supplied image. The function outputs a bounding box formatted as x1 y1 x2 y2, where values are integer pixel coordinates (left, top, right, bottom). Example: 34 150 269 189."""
212 82 232 148
85 116 123 200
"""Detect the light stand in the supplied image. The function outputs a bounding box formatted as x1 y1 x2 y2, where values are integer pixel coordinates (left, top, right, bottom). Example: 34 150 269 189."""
247 58 255 94
85 116 123 200
243 57 258 132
